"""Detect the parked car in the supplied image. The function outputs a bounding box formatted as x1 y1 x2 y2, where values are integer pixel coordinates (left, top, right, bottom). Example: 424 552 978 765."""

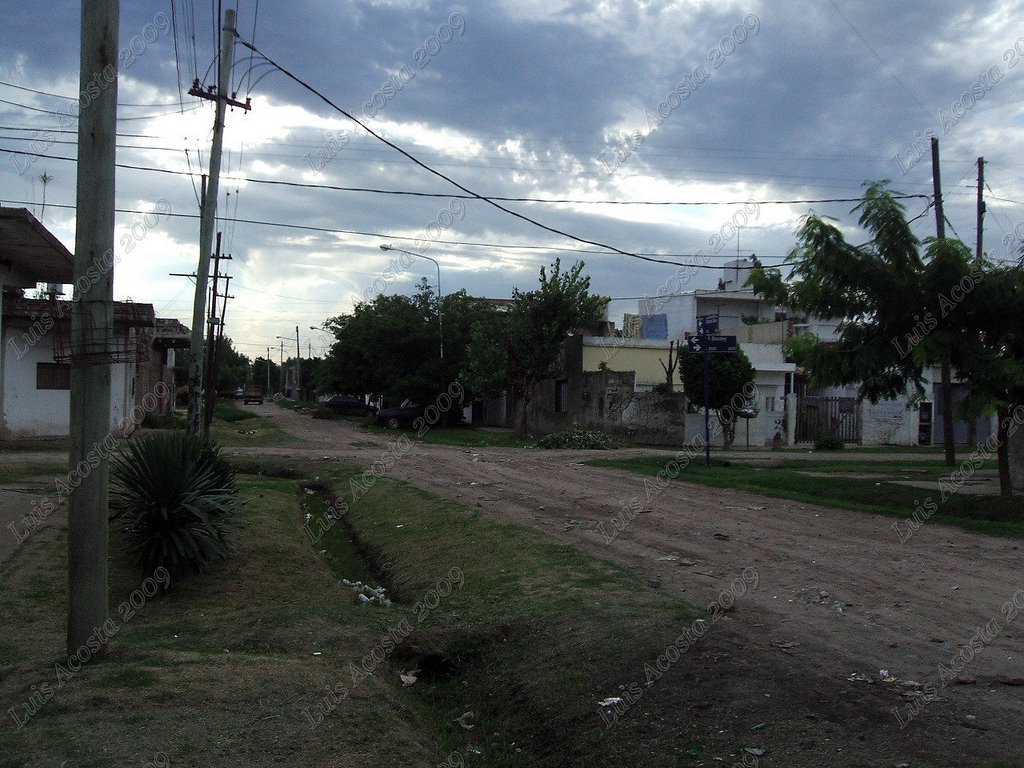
321 395 377 417
375 400 424 429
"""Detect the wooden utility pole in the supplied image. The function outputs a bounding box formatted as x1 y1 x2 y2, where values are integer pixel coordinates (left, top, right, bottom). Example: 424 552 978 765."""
976 157 985 267
931 137 956 467
202 233 224 432
68 0 118 657
186 8 249 436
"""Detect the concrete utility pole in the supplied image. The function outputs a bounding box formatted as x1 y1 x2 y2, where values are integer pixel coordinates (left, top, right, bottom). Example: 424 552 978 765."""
295 325 301 400
186 8 249 436
976 157 985 267
931 137 956 466
68 0 118 657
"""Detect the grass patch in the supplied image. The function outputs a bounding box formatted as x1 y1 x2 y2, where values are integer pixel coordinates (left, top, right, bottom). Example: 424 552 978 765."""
208 414 303 448
367 424 533 448
140 411 187 430
590 456 1024 538
0 460 68 485
0 437 69 453
326 467 729 767
212 400 258 422
0 460 444 768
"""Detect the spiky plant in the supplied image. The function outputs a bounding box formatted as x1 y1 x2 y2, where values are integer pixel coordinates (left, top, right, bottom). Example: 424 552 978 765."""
110 432 240 590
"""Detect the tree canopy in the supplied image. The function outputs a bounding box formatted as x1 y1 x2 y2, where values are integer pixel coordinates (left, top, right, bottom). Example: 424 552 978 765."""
678 347 755 449
749 181 1024 493
463 259 607 437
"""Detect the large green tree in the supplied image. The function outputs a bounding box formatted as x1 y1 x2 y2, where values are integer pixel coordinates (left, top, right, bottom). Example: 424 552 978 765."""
463 260 607 438
749 182 972 465
678 348 755 449
959 264 1024 494
317 280 497 415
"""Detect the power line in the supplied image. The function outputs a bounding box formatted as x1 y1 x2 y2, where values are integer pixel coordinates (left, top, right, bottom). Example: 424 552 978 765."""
0 79 189 108
0 196 787 265
237 39 717 271
0 144 933 209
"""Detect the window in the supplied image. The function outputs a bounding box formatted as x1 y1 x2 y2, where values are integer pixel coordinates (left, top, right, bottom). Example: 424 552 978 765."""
765 396 776 412
555 380 569 413
37 362 71 390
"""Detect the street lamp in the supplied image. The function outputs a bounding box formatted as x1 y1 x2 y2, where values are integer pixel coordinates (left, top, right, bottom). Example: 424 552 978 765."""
379 244 443 359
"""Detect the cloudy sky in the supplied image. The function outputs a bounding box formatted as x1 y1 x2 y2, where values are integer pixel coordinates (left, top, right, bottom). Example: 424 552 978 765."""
2 1 1023 360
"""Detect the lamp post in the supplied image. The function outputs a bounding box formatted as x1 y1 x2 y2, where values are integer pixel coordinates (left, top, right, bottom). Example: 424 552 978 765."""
379 244 443 360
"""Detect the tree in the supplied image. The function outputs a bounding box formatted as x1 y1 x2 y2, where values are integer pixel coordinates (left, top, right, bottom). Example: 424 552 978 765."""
463 260 607 438
212 337 250 390
317 280 497 418
251 356 280 393
678 348 755 449
656 340 679 393
749 182 967 465
958 264 1024 494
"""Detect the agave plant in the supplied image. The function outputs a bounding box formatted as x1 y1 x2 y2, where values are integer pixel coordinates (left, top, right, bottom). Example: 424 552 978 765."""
110 432 240 590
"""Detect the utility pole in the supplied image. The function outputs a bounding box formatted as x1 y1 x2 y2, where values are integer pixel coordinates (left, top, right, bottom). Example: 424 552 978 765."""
266 346 271 393
279 340 284 393
186 8 250 436
295 325 301 401
931 137 955 467
68 0 118 657
931 137 945 239
202 235 232 431
202 233 223 431
976 156 985 267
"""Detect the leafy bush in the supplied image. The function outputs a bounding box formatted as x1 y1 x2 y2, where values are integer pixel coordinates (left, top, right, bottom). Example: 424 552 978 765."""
814 435 845 451
110 432 241 590
536 427 615 450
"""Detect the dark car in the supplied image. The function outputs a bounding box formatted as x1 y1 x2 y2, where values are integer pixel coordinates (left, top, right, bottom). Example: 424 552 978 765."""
321 395 377 417
375 400 425 429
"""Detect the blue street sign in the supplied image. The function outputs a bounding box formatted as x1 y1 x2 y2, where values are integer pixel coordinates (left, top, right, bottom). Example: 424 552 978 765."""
696 314 719 335
687 334 738 353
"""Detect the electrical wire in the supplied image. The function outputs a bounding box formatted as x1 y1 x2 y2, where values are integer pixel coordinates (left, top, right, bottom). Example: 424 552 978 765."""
0 196 788 265
236 39 721 270
0 144 932 209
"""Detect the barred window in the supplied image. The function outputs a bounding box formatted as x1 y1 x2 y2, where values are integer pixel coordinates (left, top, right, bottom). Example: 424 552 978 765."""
555 380 569 413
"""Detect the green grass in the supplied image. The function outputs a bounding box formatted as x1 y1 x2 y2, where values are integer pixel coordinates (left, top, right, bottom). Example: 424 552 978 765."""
367 423 533 448
0 461 443 768
212 400 259 422
774 458 999 474
0 437 69 453
0 460 68 485
140 411 187 430
208 414 302 448
590 456 1024 538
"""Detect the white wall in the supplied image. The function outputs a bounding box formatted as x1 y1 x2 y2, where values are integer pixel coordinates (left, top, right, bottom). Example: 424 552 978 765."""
1 326 135 438
2 328 69 436
861 397 919 445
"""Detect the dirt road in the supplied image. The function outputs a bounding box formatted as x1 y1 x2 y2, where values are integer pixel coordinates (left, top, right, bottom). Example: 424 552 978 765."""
235 405 1024 765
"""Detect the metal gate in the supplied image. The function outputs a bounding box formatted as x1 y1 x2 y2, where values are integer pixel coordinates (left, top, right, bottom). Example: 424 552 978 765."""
796 396 862 443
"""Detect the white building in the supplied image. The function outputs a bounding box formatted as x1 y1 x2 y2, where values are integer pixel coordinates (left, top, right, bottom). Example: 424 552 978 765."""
0 207 157 439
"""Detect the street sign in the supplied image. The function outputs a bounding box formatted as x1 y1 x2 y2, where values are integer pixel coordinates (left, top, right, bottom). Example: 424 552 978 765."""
686 334 738 353
696 314 719 335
